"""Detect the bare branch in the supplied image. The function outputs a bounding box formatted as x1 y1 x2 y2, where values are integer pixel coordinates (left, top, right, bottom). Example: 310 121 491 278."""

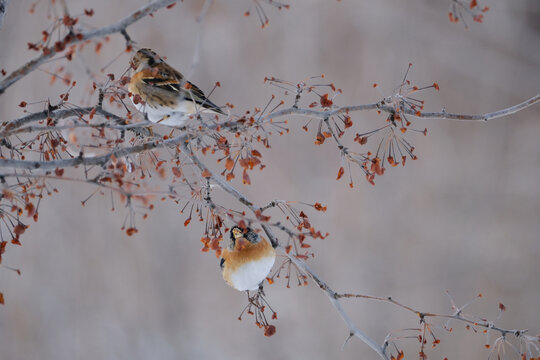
2 91 536 188
283 249 390 359
0 83 534 359
265 103 380 121
412 93 540 121
4 121 151 136
176 134 534 359
0 0 177 95
336 292 526 337
0 133 185 170
181 142 254 208
179 141 385 357
2 105 127 132
264 93 540 123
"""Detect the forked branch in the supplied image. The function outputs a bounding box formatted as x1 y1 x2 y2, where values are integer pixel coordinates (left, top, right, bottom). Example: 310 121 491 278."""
0 0 177 95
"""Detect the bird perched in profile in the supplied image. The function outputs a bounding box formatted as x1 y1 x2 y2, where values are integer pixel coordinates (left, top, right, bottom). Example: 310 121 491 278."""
128 48 225 127
220 226 276 292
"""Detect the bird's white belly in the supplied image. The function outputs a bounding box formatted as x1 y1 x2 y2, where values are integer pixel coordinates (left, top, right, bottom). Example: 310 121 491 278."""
131 101 188 126
131 99 218 127
230 256 275 291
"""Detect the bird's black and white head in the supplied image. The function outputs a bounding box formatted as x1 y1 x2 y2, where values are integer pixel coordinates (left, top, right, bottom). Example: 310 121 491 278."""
230 226 243 241
130 48 162 72
229 225 260 250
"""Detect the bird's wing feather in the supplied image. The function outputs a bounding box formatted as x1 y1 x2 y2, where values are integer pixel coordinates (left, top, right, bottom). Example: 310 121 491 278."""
172 67 225 114
140 65 225 115
141 77 180 93
139 65 181 92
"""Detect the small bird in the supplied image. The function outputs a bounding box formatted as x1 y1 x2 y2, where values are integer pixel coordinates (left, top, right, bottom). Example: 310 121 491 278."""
220 226 276 292
128 48 225 127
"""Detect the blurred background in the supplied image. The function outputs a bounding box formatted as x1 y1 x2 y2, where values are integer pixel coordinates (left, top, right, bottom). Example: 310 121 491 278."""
0 0 539 359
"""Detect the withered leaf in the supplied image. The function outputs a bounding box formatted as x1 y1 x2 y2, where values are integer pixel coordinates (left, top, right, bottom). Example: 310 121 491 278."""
225 157 234 171
201 169 212 178
320 94 333 108
264 325 276 337
336 166 344 180
242 169 251 185
172 167 182 178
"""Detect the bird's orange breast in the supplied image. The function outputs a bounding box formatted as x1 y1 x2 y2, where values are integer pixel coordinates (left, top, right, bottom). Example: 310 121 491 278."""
221 237 276 290
222 237 274 272
128 70 146 95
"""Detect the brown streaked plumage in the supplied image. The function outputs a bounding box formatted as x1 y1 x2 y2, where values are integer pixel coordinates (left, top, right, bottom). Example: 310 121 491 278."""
128 48 225 126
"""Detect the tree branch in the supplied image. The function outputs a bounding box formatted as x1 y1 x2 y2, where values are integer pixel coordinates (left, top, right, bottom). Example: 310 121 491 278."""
176 133 534 359
2 92 538 176
2 105 128 133
0 85 534 359
179 141 283 247
0 133 186 170
178 141 386 357
411 93 540 121
264 93 540 122
335 292 527 338
283 248 390 359
0 0 177 95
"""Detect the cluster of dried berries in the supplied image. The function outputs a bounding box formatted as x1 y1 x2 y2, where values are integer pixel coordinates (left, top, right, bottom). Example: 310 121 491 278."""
380 292 540 360
237 290 278 336
266 67 434 187
26 4 98 57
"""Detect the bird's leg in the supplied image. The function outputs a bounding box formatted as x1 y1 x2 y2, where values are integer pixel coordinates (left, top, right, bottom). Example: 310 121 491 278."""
142 113 154 137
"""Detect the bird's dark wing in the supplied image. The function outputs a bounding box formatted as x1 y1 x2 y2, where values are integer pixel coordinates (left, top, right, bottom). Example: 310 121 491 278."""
181 81 225 115
171 67 224 114
139 64 182 93
140 64 225 115
219 258 225 269
141 77 181 93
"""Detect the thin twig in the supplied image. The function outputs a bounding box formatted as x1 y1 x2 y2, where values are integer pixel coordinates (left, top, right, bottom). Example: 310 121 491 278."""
336 293 527 337
3 106 125 132
282 247 390 360
2 93 538 170
263 93 540 123
0 0 177 95
0 133 184 170
411 93 540 121
179 142 386 358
